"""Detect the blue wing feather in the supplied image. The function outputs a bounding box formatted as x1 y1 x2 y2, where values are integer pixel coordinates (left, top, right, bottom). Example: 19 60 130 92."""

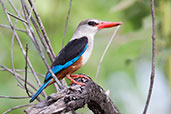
45 43 88 81
29 79 51 103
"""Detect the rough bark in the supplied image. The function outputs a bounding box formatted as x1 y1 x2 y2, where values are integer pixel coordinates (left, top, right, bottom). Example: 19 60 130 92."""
25 75 120 114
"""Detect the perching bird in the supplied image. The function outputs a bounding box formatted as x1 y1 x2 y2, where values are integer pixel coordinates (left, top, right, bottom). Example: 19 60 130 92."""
30 19 122 102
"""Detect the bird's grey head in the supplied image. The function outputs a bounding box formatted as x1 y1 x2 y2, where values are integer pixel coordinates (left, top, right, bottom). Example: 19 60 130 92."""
72 19 100 39
72 19 122 39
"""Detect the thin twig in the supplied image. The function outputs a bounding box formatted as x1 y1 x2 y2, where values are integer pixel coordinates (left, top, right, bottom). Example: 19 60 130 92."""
0 96 29 99
8 0 18 13
16 84 41 102
143 0 156 113
0 66 41 103
0 65 41 102
9 1 42 84
27 0 35 20
0 24 26 32
10 8 24 88
95 26 120 82
25 44 31 97
18 16 43 93
24 3 55 63
0 65 37 94
27 0 63 90
7 11 28 24
0 68 45 78
8 0 57 97
8 0 28 31
0 0 45 97
28 0 56 60
5 69 44 77
21 0 63 90
61 0 72 48
7 1 45 89
22 0 60 91
2 104 33 114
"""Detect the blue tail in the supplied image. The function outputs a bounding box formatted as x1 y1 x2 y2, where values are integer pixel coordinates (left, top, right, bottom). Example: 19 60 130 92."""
30 80 51 103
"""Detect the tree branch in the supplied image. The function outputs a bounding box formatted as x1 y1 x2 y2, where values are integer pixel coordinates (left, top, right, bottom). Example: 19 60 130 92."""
21 0 64 91
0 96 29 99
10 7 23 88
0 0 44 97
0 24 26 33
0 69 45 78
7 11 28 24
28 0 56 60
25 0 55 62
3 104 33 114
0 64 42 97
25 44 31 97
143 0 156 114
61 0 72 48
25 75 120 114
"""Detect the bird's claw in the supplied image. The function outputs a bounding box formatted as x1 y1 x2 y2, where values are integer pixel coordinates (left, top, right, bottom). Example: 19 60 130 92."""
66 74 89 86
70 74 89 80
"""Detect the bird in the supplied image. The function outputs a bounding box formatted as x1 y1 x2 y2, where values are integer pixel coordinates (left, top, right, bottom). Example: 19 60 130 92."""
30 19 122 102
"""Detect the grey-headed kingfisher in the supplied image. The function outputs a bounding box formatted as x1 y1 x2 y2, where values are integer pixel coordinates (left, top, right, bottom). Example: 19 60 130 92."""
30 19 122 102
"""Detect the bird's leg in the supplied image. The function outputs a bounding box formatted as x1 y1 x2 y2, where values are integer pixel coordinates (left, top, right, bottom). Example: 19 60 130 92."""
66 74 85 85
70 74 89 80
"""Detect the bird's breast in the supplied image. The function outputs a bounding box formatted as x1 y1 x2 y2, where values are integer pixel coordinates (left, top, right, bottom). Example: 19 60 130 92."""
81 37 94 65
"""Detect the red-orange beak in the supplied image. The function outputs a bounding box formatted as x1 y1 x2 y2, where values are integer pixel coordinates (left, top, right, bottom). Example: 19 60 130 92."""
96 22 123 29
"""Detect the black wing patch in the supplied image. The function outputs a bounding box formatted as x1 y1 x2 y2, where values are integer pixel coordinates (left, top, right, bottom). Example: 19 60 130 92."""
52 36 88 67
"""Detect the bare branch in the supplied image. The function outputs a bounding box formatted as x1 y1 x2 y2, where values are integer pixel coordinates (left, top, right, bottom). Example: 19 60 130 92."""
24 3 55 63
0 24 26 32
7 0 28 30
61 0 72 48
7 0 18 13
10 10 24 88
25 44 31 97
27 0 35 20
0 67 43 93
3 104 33 114
28 0 56 60
7 11 28 24
0 65 40 96
0 96 29 99
95 25 120 82
1 0 60 98
143 0 156 113
5 69 44 77
21 1 59 91
0 68 45 78
0 0 43 90
21 0 64 90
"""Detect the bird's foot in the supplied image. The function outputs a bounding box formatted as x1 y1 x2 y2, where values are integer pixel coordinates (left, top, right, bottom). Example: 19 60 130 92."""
66 74 89 85
70 74 90 80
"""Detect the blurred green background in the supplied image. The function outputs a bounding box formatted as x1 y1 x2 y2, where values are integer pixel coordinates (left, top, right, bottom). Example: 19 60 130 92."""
0 0 170 113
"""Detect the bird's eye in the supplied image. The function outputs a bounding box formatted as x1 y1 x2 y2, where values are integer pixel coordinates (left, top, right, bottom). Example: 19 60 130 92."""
88 21 98 26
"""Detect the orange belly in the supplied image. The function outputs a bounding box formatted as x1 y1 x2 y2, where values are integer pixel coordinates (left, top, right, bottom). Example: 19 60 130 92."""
48 56 83 85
